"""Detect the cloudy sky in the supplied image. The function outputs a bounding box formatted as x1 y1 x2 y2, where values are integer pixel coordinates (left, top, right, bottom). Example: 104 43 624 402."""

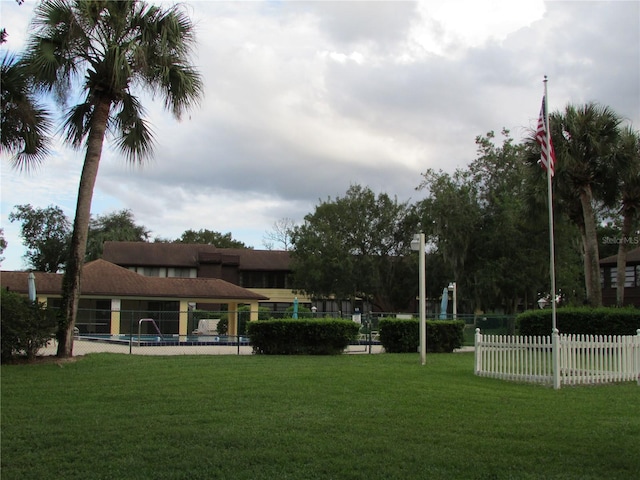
1 0 639 270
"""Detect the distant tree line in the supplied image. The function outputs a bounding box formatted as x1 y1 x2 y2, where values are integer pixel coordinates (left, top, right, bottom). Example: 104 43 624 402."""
6 206 250 272
4 104 639 315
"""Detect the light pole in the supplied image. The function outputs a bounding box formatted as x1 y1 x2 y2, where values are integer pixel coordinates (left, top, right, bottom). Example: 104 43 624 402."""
447 282 457 319
411 233 426 365
537 297 549 309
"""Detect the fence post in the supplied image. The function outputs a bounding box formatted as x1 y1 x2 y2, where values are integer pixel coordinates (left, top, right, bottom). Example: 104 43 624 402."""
474 328 482 375
552 328 560 390
636 330 640 387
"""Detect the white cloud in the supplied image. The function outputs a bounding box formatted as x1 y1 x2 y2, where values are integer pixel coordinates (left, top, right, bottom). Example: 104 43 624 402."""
1 0 638 271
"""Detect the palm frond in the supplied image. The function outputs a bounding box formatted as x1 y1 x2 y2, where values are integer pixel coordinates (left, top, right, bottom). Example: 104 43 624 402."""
61 102 93 148
112 94 154 163
1 52 52 170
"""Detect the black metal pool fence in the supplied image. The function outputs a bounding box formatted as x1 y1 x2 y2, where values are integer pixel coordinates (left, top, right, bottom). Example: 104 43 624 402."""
55 309 516 356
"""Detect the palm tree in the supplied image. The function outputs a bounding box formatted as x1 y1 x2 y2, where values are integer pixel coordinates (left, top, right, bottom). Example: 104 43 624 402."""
525 103 624 307
21 0 203 357
615 127 640 306
1 52 52 167
550 104 622 307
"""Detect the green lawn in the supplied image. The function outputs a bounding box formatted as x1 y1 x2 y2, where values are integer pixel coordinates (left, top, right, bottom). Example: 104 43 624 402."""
1 353 638 480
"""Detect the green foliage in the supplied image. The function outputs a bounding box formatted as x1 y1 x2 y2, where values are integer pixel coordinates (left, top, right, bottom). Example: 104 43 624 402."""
1 51 52 165
378 318 464 353
86 209 149 261
0 289 57 362
417 130 553 314
247 318 359 355
517 307 640 336
291 184 417 312
378 318 419 353
174 229 249 248
8 204 70 272
212 305 272 335
0 227 6 265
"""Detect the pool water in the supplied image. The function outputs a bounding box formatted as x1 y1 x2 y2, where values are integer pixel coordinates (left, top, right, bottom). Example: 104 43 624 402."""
79 334 251 346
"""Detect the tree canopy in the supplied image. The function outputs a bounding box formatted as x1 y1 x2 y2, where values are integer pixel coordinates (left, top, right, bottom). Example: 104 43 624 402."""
291 185 417 312
173 229 250 248
9 204 70 273
85 209 150 261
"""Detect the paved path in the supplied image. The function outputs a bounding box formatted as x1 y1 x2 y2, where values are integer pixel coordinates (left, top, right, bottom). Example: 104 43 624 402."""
40 341 473 357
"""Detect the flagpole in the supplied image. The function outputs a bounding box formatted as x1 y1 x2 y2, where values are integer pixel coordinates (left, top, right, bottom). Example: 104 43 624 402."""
544 76 560 389
544 76 558 334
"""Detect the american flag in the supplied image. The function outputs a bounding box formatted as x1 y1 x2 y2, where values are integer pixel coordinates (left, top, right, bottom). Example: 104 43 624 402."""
536 96 556 177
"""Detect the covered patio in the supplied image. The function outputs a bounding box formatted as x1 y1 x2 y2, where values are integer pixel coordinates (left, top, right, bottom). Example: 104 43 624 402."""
1 259 268 336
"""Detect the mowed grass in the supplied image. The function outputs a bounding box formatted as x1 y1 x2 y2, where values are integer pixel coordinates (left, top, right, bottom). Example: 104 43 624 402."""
1 353 639 480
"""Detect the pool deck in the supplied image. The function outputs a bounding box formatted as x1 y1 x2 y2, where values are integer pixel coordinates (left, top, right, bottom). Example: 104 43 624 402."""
39 340 474 357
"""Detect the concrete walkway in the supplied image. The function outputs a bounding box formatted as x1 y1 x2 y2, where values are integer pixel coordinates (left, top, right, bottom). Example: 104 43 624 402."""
40 341 473 357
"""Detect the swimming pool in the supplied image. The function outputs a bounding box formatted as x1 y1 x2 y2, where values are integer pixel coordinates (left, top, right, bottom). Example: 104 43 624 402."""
79 334 251 347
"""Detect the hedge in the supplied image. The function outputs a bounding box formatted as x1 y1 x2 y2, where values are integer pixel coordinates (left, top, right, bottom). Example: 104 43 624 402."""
517 307 640 336
1 289 57 363
378 318 465 353
247 318 359 355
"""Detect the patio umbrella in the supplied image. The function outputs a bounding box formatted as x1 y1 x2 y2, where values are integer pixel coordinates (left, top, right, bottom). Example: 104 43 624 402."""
28 272 36 302
439 287 448 319
293 297 299 319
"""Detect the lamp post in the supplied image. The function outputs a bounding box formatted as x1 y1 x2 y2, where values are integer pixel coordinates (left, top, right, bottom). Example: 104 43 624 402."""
411 233 426 365
447 282 457 319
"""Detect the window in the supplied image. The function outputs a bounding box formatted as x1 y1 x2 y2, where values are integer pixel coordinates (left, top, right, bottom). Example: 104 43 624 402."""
169 268 194 278
606 265 639 288
240 271 291 289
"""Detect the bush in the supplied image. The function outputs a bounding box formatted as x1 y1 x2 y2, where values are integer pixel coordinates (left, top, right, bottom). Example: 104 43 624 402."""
247 318 359 355
517 307 640 336
1 289 57 362
379 318 464 353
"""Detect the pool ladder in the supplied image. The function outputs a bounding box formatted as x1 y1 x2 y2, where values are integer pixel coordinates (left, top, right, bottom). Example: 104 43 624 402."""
137 318 163 345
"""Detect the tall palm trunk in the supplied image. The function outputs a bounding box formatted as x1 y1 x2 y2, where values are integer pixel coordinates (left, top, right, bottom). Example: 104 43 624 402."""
579 185 602 307
615 210 635 306
57 99 111 357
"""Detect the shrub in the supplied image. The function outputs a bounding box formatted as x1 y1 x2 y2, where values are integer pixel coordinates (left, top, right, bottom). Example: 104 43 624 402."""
517 307 640 336
210 307 273 335
1 289 57 362
379 318 418 353
247 318 359 355
378 318 464 353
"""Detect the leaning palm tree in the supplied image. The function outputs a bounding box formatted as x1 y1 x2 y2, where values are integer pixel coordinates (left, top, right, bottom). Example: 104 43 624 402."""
21 0 203 357
1 52 52 167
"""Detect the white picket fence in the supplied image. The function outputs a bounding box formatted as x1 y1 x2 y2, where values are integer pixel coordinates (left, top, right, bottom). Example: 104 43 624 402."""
474 328 640 389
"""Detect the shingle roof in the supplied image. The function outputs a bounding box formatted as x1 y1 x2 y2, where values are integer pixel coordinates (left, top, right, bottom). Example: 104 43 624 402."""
1 259 267 301
102 241 291 271
599 247 640 266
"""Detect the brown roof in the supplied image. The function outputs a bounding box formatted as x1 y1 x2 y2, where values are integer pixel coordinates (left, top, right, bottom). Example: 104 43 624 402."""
102 241 291 271
1 259 267 301
600 247 640 266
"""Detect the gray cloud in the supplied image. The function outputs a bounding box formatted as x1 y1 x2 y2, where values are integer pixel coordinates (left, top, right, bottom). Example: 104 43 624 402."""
1 0 639 268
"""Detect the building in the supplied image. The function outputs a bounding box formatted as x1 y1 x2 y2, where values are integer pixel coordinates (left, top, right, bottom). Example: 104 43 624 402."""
101 241 314 314
1 259 267 335
599 247 640 307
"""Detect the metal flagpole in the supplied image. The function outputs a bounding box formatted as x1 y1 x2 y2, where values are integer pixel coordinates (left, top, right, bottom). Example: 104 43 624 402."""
543 76 557 335
544 76 560 389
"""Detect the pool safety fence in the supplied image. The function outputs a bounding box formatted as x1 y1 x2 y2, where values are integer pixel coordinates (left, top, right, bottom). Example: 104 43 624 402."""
38 310 384 357
474 328 640 389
